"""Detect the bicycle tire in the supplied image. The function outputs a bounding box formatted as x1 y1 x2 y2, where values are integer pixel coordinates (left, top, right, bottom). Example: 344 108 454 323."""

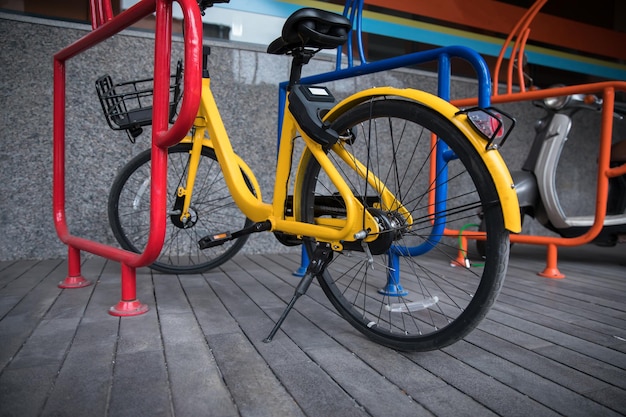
298 99 510 351
108 143 253 274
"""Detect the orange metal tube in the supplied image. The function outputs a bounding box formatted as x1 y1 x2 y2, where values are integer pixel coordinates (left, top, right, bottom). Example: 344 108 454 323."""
538 244 565 279
608 163 626 178
492 0 546 93
515 28 531 92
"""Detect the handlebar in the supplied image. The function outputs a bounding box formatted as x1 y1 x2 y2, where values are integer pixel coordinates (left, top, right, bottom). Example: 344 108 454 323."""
535 86 626 119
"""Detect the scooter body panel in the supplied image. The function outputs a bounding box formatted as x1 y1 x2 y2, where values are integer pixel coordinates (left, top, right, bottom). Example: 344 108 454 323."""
533 113 572 229
520 98 626 245
511 170 539 208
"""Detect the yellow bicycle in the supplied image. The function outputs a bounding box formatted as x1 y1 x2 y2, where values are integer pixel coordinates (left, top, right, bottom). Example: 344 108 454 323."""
98 3 520 351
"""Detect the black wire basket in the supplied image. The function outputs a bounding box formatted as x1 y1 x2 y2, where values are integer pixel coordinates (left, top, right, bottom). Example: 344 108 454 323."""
96 60 183 140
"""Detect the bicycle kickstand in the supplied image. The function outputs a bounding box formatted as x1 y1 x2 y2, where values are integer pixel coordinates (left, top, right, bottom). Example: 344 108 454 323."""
263 241 334 343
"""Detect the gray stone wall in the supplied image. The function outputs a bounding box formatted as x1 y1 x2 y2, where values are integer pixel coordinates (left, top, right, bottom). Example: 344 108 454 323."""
1 13 623 261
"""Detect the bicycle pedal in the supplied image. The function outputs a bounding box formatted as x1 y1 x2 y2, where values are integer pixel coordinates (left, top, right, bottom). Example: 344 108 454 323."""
198 221 273 250
198 232 232 249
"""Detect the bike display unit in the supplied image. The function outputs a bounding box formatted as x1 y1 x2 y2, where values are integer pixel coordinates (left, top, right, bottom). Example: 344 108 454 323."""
452 0 626 279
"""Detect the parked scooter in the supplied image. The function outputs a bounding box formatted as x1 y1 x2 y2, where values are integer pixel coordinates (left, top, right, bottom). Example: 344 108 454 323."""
510 90 626 246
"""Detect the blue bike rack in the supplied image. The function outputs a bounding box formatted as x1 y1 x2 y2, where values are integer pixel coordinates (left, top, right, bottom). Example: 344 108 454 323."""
281 0 491 284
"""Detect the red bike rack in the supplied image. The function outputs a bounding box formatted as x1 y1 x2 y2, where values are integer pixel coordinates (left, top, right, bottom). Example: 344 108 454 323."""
53 0 203 315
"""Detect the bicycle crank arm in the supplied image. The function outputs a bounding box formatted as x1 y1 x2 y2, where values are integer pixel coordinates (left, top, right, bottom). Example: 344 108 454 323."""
198 220 272 249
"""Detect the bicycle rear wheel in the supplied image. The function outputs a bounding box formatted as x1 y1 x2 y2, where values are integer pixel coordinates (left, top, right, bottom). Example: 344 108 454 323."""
298 99 510 351
108 143 253 274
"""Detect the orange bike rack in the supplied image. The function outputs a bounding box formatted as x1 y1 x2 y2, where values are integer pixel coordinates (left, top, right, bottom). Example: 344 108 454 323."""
449 0 626 278
53 0 203 314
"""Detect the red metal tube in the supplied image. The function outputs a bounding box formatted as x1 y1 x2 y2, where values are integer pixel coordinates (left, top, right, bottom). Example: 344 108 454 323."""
58 245 92 288
53 0 203 267
155 0 203 148
53 0 203 314
89 0 113 29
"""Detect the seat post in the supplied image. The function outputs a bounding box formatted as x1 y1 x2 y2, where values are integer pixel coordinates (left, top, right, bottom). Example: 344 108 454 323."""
202 45 211 78
288 49 314 88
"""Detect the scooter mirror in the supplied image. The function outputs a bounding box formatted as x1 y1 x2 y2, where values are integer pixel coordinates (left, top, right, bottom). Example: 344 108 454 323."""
543 95 570 110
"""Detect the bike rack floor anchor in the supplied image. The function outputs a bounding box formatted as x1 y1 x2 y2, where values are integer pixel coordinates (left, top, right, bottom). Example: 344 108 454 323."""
109 300 149 317
108 263 149 316
58 246 92 289
58 275 92 289
378 253 409 297
537 244 565 279
292 246 309 277
378 283 409 297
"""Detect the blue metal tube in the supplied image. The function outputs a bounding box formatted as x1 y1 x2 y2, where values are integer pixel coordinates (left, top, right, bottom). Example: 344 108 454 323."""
304 44 491 104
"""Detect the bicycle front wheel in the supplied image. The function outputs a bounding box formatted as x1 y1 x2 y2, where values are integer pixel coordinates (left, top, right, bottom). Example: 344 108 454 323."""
298 99 510 351
108 143 253 274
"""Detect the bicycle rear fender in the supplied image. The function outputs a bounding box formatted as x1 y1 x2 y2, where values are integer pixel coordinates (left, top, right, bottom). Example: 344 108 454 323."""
323 87 522 233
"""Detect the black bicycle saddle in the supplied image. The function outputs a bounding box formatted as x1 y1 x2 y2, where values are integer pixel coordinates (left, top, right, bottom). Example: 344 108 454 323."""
267 8 352 55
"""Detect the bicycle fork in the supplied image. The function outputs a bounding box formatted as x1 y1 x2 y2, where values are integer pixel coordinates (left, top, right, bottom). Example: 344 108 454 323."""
172 127 205 226
263 241 333 343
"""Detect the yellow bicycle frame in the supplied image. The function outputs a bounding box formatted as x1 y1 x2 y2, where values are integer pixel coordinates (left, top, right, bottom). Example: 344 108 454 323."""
178 77 382 247
176 123 263 225
175 79 521 249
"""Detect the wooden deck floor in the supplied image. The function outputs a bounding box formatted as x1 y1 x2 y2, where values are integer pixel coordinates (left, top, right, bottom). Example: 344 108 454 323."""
0 244 625 417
